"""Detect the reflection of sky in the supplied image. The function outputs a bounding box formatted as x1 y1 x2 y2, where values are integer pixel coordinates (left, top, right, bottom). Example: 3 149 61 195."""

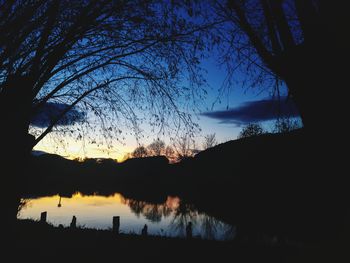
33 56 285 160
18 193 235 240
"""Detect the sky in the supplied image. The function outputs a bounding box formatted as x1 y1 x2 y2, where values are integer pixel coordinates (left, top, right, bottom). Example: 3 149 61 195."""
33 56 298 161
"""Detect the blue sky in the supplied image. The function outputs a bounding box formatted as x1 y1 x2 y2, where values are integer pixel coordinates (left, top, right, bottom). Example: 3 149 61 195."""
33 53 297 160
196 56 292 138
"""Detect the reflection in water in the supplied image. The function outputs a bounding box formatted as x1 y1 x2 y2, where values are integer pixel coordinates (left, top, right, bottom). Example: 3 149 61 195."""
18 193 235 240
57 196 62 208
171 202 197 237
17 199 29 216
123 197 175 222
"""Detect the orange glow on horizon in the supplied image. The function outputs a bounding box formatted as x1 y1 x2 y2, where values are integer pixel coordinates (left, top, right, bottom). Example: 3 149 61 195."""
34 137 134 162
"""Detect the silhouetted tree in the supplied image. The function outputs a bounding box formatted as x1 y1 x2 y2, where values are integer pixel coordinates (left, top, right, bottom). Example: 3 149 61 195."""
164 145 176 163
173 135 195 161
209 4 347 241
273 117 301 133
147 139 165 156
238 123 265 139
212 1 347 132
0 1 211 162
131 145 148 158
0 1 212 223
202 133 217 150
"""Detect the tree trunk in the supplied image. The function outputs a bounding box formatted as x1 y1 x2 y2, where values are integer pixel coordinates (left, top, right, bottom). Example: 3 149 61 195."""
280 39 348 241
0 77 34 236
276 40 343 136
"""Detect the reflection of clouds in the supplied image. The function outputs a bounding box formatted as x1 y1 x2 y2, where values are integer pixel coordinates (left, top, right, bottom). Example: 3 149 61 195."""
165 196 180 210
87 200 115 207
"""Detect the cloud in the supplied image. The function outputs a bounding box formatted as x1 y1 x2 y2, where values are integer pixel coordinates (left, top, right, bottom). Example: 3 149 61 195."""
31 102 87 128
201 97 299 126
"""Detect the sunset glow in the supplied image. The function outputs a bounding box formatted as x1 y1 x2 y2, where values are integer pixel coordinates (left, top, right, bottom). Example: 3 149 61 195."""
33 137 135 161
18 193 233 240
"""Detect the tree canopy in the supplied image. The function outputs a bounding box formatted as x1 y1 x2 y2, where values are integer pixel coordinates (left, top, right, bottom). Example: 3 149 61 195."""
131 145 148 158
203 133 217 150
211 0 348 131
0 0 211 152
148 139 166 156
238 123 265 139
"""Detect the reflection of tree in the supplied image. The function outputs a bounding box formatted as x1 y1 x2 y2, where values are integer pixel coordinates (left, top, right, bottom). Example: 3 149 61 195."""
200 216 236 240
123 196 236 240
170 202 198 237
170 203 237 240
127 200 146 218
17 199 30 217
161 205 172 218
143 205 163 222
223 225 237 241
201 216 219 240
57 196 62 207
123 199 172 223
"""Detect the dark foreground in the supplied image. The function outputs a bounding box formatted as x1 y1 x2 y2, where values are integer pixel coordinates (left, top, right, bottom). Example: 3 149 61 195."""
10 219 348 263
7 129 349 262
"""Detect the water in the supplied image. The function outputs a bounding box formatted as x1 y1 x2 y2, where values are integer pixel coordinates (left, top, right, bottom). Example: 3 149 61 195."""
18 192 235 240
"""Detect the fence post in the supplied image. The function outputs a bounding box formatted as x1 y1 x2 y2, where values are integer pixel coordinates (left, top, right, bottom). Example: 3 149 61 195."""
186 222 192 239
40 211 47 223
113 216 120 234
141 224 148 236
70 216 77 229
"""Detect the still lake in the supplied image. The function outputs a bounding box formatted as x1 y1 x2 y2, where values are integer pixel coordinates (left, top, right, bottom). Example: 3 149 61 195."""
18 192 235 240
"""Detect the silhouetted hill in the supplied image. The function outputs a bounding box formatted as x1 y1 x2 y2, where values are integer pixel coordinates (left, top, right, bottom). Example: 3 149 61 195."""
26 153 173 200
30 154 169 178
120 156 168 176
174 128 347 244
25 129 347 244
178 128 307 178
122 155 168 166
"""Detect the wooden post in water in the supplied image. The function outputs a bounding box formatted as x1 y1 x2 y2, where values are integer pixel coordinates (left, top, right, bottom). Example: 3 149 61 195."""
186 222 192 239
141 224 148 236
70 216 77 229
113 216 120 234
40 211 47 223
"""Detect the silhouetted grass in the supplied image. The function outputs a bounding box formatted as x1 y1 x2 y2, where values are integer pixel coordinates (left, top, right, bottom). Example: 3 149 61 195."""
11 218 347 263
